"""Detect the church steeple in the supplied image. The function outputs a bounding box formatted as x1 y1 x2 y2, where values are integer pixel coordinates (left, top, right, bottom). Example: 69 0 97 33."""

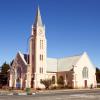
34 6 43 27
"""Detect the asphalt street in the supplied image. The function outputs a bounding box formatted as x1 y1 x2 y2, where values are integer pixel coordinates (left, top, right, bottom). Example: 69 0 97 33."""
0 89 100 100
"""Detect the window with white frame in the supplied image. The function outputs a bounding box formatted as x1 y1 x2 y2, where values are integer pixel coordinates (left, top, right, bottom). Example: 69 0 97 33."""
82 67 88 78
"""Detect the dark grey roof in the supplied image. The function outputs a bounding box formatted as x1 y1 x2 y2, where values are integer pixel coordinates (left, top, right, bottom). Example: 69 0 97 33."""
23 54 29 64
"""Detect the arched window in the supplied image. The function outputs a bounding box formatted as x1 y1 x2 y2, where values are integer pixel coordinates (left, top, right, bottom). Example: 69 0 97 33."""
82 67 88 78
17 67 21 78
57 76 64 85
52 76 55 84
40 67 43 74
40 40 43 49
40 54 43 61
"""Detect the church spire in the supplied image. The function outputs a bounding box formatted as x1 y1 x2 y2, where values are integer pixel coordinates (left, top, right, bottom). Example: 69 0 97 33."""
34 6 43 27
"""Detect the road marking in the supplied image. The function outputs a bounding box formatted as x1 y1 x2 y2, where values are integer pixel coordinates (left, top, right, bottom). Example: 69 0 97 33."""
56 97 64 100
69 94 96 98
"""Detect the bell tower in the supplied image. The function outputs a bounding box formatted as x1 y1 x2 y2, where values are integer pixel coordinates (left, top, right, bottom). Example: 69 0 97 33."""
29 7 47 88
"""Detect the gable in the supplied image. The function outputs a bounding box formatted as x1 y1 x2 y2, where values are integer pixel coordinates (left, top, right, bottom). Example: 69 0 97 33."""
11 52 27 73
76 52 96 71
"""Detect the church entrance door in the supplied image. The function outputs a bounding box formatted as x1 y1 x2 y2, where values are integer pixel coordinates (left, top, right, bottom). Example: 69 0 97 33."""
16 78 21 89
84 80 87 88
31 78 34 88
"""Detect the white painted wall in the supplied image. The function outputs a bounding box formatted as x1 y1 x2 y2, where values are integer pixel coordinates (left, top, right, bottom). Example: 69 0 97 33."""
74 52 97 88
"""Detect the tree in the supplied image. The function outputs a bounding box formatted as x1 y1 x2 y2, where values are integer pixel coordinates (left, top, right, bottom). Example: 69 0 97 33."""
40 79 52 89
0 62 10 86
96 67 100 83
1 62 10 75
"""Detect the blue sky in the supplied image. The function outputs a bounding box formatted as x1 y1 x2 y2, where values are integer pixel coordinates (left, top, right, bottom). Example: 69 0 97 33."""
0 0 100 68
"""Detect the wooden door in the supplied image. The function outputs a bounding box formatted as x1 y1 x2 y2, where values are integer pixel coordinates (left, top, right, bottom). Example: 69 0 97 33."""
84 80 87 88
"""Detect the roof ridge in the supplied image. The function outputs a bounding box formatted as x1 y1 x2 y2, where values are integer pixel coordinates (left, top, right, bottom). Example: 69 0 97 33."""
18 51 27 65
58 54 81 59
48 54 82 60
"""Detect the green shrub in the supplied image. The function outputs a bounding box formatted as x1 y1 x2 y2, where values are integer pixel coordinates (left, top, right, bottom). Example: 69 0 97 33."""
36 87 41 90
50 85 57 90
57 84 64 89
40 79 52 89
26 88 31 93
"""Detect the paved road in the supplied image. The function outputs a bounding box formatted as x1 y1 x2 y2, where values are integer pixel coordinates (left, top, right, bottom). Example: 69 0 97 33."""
0 89 100 100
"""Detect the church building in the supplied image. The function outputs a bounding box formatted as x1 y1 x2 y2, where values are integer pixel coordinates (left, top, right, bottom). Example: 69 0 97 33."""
9 7 97 89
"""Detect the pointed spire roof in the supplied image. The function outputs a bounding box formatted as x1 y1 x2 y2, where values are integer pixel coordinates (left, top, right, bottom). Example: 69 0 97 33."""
34 6 43 27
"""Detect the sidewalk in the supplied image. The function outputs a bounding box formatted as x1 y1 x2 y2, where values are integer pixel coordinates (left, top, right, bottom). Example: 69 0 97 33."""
0 88 99 96
37 88 100 93
0 89 32 95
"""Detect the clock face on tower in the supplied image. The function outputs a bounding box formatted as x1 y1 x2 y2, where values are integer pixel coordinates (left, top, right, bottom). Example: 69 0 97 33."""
38 29 43 36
